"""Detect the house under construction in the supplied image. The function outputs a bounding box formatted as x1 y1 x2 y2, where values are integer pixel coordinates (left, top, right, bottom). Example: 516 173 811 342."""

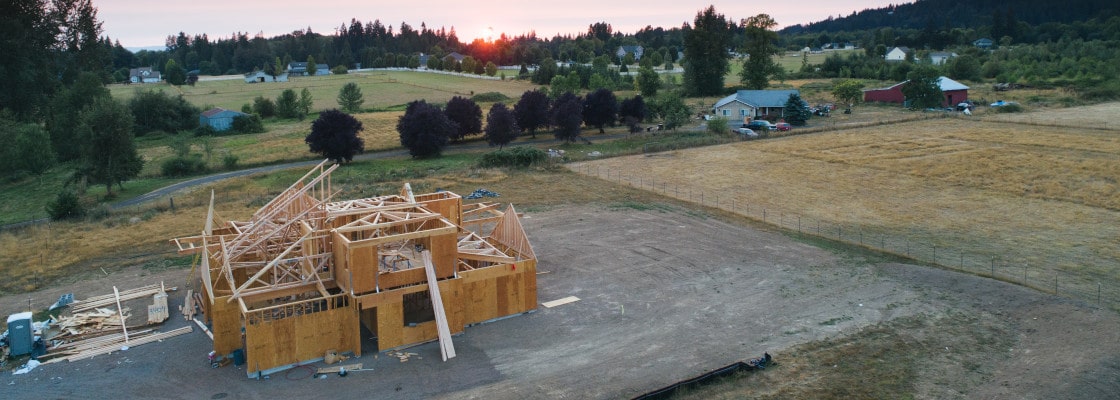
172 161 537 375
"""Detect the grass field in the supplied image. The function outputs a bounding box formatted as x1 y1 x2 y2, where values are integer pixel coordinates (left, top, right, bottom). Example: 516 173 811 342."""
108 70 539 112
571 113 1120 309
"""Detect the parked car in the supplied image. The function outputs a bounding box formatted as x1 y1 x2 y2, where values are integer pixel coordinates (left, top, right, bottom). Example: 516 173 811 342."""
746 120 776 131
774 122 791 131
737 127 758 138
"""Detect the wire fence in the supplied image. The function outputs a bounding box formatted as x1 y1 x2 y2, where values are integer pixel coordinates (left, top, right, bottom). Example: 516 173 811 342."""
572 163 1119 313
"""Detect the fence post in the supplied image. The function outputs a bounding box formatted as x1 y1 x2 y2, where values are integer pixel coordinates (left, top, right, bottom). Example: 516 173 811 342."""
838 226 842 240
906 238 910 257
932 245 936 264
1054 273 1059 295
817 220 820 235
859 227 863 246
1099 283 1102 306
798 217 801 233
960 252 964 269
763 209 766 222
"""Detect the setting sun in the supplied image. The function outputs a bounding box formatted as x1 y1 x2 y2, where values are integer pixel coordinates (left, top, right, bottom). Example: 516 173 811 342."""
480 26 495 42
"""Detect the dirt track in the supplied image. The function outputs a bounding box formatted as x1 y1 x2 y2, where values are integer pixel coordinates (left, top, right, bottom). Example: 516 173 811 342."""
3 204 1118 399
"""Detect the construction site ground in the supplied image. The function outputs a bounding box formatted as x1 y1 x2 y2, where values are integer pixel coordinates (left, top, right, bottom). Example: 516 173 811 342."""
4 204 1118 399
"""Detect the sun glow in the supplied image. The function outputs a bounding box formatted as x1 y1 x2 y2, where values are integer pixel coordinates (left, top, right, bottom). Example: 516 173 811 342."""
480 26 495 42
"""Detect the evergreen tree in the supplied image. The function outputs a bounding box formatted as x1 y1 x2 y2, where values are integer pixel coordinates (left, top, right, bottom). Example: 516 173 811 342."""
337 82 365 113
782 93 811 126
682 6 732 96
164 59 186 85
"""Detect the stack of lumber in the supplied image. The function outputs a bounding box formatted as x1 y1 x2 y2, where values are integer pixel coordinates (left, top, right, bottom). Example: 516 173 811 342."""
70 283 176 313
40 326 193 364
53 308 131 338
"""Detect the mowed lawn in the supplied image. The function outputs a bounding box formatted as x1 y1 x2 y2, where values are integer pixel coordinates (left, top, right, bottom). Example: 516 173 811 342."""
570 110 1120 306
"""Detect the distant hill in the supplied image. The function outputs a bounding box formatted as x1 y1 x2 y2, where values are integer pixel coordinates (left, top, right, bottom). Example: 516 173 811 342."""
781 0 1120 34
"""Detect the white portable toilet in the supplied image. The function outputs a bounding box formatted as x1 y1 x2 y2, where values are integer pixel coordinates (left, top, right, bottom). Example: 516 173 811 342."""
6 312 34 356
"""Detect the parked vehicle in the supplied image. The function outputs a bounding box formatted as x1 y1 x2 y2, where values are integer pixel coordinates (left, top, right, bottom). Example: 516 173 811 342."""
737 127 758 138
746 120 776 131
774 122 791 131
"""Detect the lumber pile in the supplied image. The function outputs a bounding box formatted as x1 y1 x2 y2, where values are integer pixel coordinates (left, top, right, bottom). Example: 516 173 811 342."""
70 283 177 313
53 308 131 338
40 326 193 363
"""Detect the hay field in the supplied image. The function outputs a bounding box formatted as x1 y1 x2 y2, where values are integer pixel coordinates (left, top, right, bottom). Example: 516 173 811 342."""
570 117 1120 306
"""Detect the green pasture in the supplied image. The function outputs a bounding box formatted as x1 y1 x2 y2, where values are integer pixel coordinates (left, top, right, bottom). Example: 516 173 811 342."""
108 70 540 112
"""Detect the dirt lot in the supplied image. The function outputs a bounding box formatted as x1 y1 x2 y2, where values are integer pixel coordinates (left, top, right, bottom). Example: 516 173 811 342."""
3 204 1117 399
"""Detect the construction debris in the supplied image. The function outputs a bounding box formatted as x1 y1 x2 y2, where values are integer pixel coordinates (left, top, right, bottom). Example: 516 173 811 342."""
464 188 501 199
316 363 362 374
387 350 420 363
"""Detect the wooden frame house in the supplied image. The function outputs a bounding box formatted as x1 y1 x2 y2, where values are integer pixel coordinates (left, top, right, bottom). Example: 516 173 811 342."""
172 161 537 376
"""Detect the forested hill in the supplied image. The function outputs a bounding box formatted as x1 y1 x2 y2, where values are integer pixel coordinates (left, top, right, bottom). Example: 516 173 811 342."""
781 0 1119 34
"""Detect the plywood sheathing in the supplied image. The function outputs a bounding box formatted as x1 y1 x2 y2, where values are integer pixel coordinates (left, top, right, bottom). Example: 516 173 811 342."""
173 160 538 374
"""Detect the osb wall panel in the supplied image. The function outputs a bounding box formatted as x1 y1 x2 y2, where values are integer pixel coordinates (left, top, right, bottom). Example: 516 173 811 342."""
211 296 243 356
245 302 359 374
460 260 537 325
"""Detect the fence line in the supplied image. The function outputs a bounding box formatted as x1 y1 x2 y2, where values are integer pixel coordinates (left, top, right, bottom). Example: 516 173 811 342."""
576 164 1118 313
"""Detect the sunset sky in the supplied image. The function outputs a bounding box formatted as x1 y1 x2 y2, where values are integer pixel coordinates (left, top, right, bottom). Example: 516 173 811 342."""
97 0 895 49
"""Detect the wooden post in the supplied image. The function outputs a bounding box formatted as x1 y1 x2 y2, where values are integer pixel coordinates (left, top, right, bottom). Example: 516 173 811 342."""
114 286 130 345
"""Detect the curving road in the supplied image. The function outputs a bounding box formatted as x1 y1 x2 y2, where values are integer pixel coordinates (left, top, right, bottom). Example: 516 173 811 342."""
2 131 638 230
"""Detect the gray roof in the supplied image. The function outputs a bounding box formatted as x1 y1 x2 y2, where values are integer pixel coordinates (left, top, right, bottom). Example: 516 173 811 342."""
714 90 802 109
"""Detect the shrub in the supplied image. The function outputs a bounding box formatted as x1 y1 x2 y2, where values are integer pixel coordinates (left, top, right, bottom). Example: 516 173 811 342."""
478 147 547 168
47 191 86 221
222 154 239 170
231 114 265 133
332 65 349 75
127 89 200 135
471 92 509 103
161 156 207 177
252 96 276 118
993 103 1024 113
707 117 729 134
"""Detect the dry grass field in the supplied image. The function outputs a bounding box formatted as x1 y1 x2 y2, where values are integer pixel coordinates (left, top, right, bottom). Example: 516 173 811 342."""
570 112 1120 309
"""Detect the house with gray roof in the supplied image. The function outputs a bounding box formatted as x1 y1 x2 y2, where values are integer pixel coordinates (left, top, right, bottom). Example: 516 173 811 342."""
129 67 162 83
712 90 804 123
616 45 644 61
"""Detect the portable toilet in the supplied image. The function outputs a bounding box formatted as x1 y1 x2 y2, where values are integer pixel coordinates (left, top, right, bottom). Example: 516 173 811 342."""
6 312 34 356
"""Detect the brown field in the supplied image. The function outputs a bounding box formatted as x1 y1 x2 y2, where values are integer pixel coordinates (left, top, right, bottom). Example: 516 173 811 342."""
570 113 1120 309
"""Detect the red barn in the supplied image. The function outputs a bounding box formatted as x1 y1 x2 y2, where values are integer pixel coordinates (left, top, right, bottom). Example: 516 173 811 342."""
863 76 969 107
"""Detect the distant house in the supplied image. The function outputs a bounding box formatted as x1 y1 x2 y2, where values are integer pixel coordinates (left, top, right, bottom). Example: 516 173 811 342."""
863 76 970 107
973 38 994 49
244 70 289 83
129 67 162 83
287 62 331 76
616 45 644 61
446 52 466 63
885 46 911 61
199 107 249 132
712 90 804 123
929 51 958 65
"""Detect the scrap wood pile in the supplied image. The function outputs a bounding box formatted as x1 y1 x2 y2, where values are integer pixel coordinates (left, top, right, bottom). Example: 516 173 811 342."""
35 282 191 364
52 307 131 338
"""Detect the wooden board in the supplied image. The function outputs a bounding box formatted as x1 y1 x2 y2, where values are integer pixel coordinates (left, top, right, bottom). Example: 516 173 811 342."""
542 296 581 308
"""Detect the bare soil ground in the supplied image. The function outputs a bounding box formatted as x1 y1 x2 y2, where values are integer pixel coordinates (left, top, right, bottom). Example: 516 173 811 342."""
3 204 1117 399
